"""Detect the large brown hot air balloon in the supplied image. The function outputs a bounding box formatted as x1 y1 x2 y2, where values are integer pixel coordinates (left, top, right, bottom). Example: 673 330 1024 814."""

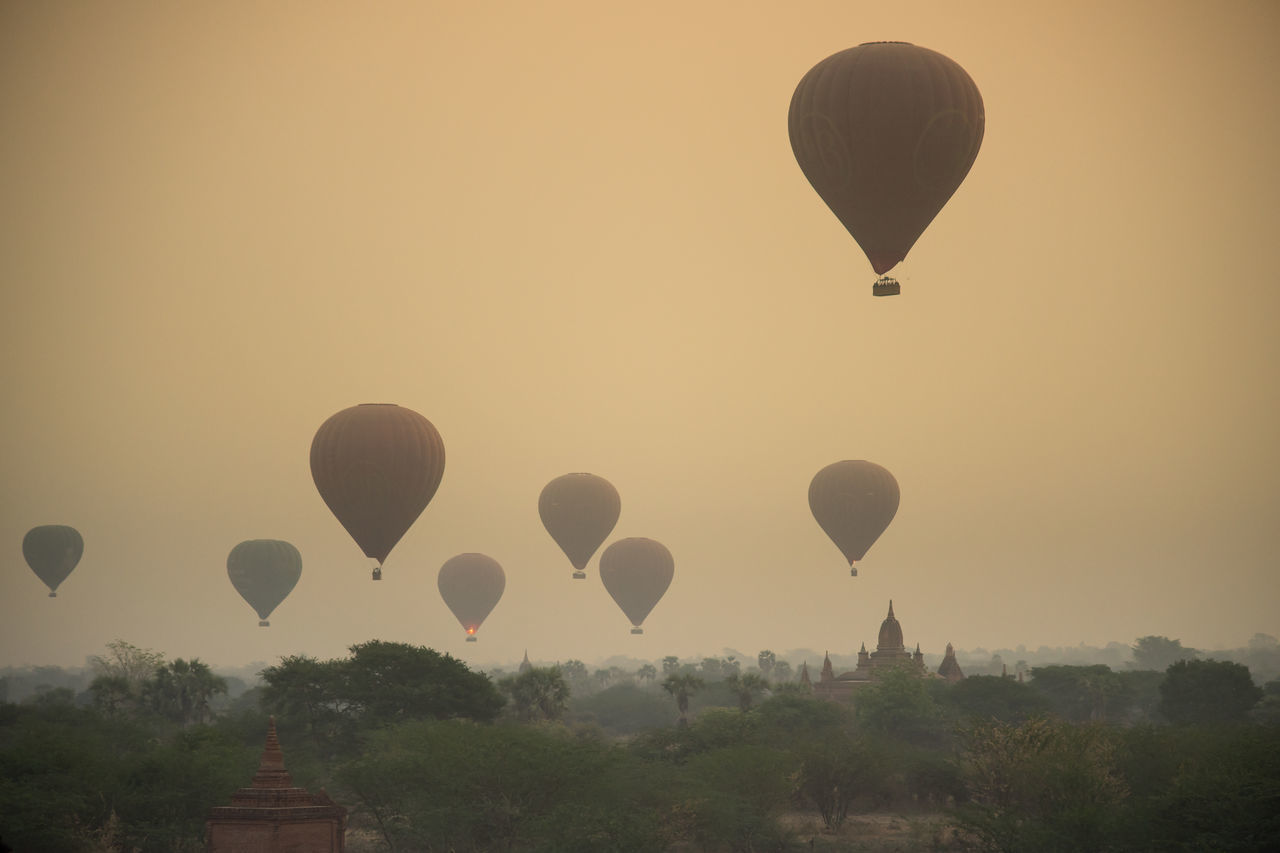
539 473 621 580
22 525 83 597
437 553 506 642
599 537 673 635
789 41 984 293
227 539 302 627
310 403 445 579
809 460 900 576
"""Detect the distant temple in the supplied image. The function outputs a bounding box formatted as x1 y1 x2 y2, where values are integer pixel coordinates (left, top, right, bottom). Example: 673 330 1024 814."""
206 717 347 852
811 601 964 703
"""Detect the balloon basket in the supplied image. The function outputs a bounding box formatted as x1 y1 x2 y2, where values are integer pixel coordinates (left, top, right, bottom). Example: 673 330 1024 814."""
630 627 644 635
572 571 586 580
850 566 858 577
259 620 270 627
48 591 57 598
872 276 900 297
371 567 382 581
465 636 478 642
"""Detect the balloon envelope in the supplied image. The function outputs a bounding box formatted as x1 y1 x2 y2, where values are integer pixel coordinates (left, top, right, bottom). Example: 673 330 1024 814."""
437 553 506 640
809 461 900 573
599 537 673 633
789 41 984 275
539 473 621 579
22 525 83 597
310 403 445 575
227 539 302 626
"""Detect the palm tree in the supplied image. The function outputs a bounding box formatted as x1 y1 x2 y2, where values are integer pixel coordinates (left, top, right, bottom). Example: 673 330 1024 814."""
636 663 657 685
146 658 227 726
726 671 769 712
662 672 704 727
500 667 570 722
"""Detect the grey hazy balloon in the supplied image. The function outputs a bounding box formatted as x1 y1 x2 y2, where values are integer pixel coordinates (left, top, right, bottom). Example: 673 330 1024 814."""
227 539 302 627
23 525 84 597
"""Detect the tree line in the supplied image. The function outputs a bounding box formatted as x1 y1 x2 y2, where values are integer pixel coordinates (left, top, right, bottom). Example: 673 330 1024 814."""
1 637 1278 851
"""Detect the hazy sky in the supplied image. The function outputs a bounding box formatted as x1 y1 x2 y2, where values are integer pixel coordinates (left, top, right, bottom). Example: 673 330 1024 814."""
4 2 1278 672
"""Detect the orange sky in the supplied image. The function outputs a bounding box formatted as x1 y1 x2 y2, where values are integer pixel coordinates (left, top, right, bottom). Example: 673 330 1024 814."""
3 1 1278 670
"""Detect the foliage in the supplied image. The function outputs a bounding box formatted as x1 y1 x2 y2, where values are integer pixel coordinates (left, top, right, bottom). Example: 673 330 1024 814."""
339 719 670 852
941 674 1050 724
1131 635 1199 671
953 716 1128 853
853 665 945 744
569 682 674 735
724 670 769 712
662 671 705 726
259 640 505 760
1158 658 1263 726
797 731 887 829
499 665 570 722
144 658 227 727
88 639 165 690
1027 664 1126 722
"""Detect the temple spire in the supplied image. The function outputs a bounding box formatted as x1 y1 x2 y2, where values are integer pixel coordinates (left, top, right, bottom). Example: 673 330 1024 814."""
251 716 294 789
887 599 895 619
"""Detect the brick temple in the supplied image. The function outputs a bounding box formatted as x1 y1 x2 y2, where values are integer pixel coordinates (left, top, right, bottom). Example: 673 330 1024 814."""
206 717 346 852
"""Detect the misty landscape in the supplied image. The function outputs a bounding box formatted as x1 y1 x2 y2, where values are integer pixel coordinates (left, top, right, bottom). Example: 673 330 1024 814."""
4 1 1279 851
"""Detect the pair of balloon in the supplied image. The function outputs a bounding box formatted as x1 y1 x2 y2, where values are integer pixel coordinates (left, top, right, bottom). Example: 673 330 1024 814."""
436 537 675 641
226 536 674 639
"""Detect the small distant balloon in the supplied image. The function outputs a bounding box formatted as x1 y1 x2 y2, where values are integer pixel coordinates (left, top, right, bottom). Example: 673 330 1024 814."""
599 537 673 635
227 539 302 627
310 403 445 580
539 473 621 580
437 553 506 642
22 525 83 597
789 41 984 288
809 460 900 576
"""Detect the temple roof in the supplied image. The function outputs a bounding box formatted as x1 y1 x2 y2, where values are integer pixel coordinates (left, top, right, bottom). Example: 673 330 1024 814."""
877 600 904 652
209 717 348 817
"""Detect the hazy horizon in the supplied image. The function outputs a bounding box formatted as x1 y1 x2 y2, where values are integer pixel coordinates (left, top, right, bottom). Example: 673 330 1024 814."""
4 2 1278 672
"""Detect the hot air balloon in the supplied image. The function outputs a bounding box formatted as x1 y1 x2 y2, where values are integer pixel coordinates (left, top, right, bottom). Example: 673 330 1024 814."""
310 403 445 580
539 473 621 580
438 553 506 642
809 461 900 576
789 41 984 294
599 537 673 635
22 525 83 597
227 539 302 627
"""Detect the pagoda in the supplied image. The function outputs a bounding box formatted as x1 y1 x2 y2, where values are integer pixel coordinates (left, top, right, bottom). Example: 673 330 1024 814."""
205 717 346 852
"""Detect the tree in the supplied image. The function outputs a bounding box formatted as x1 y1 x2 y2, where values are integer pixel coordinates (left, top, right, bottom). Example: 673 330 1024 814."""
259 641 505 744
854 666 943 744
338 720 670 852
756 650 776 678
1027 664 1125 723
662 672 704 727
661 655 681 676
1131 635 1198 671
797 732 884 830
942 674 1050 724
724 671 768 712
954 716 1128 853
636 663 657 685
88 640 164 692
145 658 226 727
1158 658 1263 725
500 666 570 722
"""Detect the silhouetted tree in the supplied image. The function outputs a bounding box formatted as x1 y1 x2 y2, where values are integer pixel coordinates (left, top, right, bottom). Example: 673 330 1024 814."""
662 672 704 727
500 666 570 722
1158 658 1262 725
756 650 776 678
1131 635 1198 671
725 671 768 712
